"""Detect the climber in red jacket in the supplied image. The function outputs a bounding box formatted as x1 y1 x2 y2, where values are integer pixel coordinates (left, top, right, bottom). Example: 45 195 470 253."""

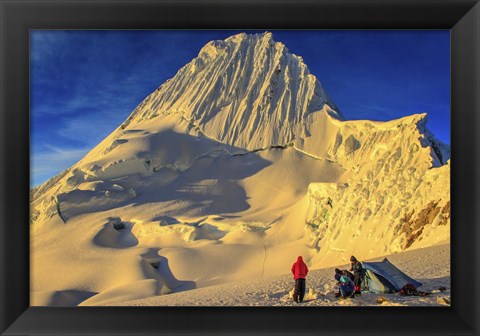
291 256 309 303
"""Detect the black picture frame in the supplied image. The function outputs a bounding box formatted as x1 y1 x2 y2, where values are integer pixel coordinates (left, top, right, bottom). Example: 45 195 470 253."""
1 0 479 335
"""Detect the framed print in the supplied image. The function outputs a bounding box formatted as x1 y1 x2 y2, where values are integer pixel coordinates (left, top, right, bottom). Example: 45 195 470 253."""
1 0 479 335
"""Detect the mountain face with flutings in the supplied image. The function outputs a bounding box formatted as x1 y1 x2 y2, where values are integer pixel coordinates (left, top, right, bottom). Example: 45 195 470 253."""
30 33 450 304
120 32 342 150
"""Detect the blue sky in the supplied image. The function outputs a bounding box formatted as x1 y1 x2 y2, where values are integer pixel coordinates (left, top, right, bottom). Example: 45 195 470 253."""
31 30 450 187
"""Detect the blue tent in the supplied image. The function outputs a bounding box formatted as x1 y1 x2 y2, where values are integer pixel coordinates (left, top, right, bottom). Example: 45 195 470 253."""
362 258 422 293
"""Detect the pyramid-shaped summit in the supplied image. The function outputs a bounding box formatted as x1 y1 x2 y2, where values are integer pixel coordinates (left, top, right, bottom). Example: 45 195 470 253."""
120 32 343 150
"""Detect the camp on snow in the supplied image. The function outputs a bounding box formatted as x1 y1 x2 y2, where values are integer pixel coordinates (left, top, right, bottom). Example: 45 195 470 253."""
361 258 422 294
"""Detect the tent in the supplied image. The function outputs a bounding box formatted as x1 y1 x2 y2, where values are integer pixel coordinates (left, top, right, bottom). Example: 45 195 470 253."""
361 258 422 294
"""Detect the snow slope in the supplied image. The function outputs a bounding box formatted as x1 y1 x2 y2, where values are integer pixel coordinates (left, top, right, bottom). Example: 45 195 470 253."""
84 244 451 307
30 32 450 306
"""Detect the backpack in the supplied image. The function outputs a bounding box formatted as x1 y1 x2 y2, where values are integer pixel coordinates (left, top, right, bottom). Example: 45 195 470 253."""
400 283 420 296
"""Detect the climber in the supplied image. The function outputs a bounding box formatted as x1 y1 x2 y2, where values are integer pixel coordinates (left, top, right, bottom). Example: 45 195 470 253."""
335 268 355 282
334 269 355 299
350 256 363 294
291 256 309 303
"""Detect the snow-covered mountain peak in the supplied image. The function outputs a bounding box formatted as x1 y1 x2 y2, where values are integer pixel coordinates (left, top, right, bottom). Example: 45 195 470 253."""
197 32 307 77
125 32 342 150
222 31 276 48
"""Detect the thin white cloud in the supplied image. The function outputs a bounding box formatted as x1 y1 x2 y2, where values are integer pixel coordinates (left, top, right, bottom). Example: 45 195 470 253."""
56 110 125 145
31 146 90 187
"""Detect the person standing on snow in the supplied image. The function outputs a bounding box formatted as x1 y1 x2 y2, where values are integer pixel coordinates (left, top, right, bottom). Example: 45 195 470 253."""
349 256 363 294
291 256 308 303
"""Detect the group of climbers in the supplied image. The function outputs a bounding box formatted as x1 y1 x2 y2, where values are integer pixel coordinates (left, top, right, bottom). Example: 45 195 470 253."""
333 256 363 299
290 255 436 303
291 255 364 302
